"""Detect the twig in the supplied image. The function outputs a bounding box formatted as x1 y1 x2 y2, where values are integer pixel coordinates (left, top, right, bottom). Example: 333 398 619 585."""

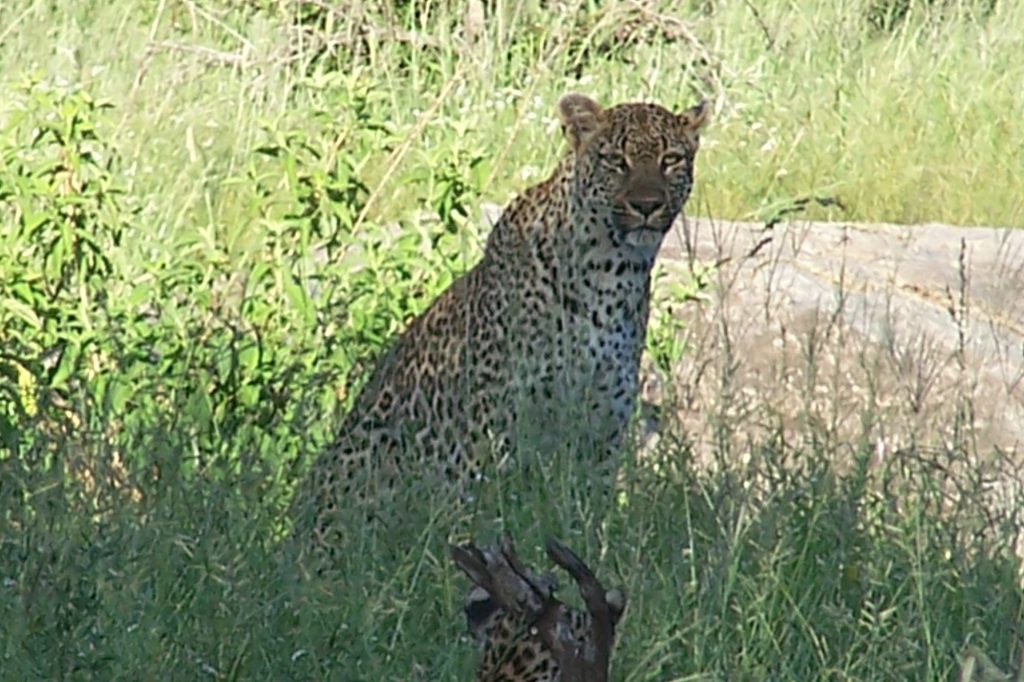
147 40 248 66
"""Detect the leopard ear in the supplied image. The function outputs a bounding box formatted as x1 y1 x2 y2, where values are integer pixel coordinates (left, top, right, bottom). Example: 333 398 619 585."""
678 99 710 135
559 93 605 151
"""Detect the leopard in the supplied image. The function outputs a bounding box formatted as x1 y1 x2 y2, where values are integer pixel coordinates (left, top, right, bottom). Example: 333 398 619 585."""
463 584 627 681
295 93 709 541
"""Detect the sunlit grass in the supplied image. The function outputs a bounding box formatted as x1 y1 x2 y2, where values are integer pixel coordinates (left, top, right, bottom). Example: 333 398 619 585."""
2 0 1022 233
1 1 1022 679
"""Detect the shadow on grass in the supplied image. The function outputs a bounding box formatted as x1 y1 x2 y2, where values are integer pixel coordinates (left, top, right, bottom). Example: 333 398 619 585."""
2 423 1021 680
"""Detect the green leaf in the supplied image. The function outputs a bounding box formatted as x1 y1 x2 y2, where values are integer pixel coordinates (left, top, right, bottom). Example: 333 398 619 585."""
282 274 313 326
107 377 131 413
1 297 41 329
238 385 259 408
49 342 81 389
186 388 212 429
238 344 259 375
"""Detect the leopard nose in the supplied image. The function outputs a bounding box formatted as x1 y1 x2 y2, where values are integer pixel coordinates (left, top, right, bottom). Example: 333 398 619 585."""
627 196 665 218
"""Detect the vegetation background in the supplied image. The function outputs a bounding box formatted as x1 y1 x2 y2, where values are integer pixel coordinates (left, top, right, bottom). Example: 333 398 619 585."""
1 0 1022 679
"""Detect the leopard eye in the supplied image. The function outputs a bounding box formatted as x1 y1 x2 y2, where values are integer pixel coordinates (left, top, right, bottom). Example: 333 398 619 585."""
598 150 629 173
661 151 686 170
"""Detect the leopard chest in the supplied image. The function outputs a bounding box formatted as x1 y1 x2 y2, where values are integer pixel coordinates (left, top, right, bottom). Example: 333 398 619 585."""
576 260 650 373
508 239 654 445
539 262 651 420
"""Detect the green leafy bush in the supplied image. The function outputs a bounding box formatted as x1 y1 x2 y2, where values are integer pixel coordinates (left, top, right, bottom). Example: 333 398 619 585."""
0 78 480 522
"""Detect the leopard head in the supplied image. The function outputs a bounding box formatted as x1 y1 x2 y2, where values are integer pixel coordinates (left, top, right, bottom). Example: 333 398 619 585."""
559 93 709 255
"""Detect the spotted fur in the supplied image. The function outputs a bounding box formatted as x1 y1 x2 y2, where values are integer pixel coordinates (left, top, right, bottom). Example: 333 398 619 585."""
297 94 708 540
464 584 627 681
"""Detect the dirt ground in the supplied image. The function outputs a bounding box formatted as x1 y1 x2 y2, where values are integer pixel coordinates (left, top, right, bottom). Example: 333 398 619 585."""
650 216 1024 463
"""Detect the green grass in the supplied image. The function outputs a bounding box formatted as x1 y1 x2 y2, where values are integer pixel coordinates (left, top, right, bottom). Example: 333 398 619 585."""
4 432 1023 679
1 0 1023 679
2 0 1023 230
